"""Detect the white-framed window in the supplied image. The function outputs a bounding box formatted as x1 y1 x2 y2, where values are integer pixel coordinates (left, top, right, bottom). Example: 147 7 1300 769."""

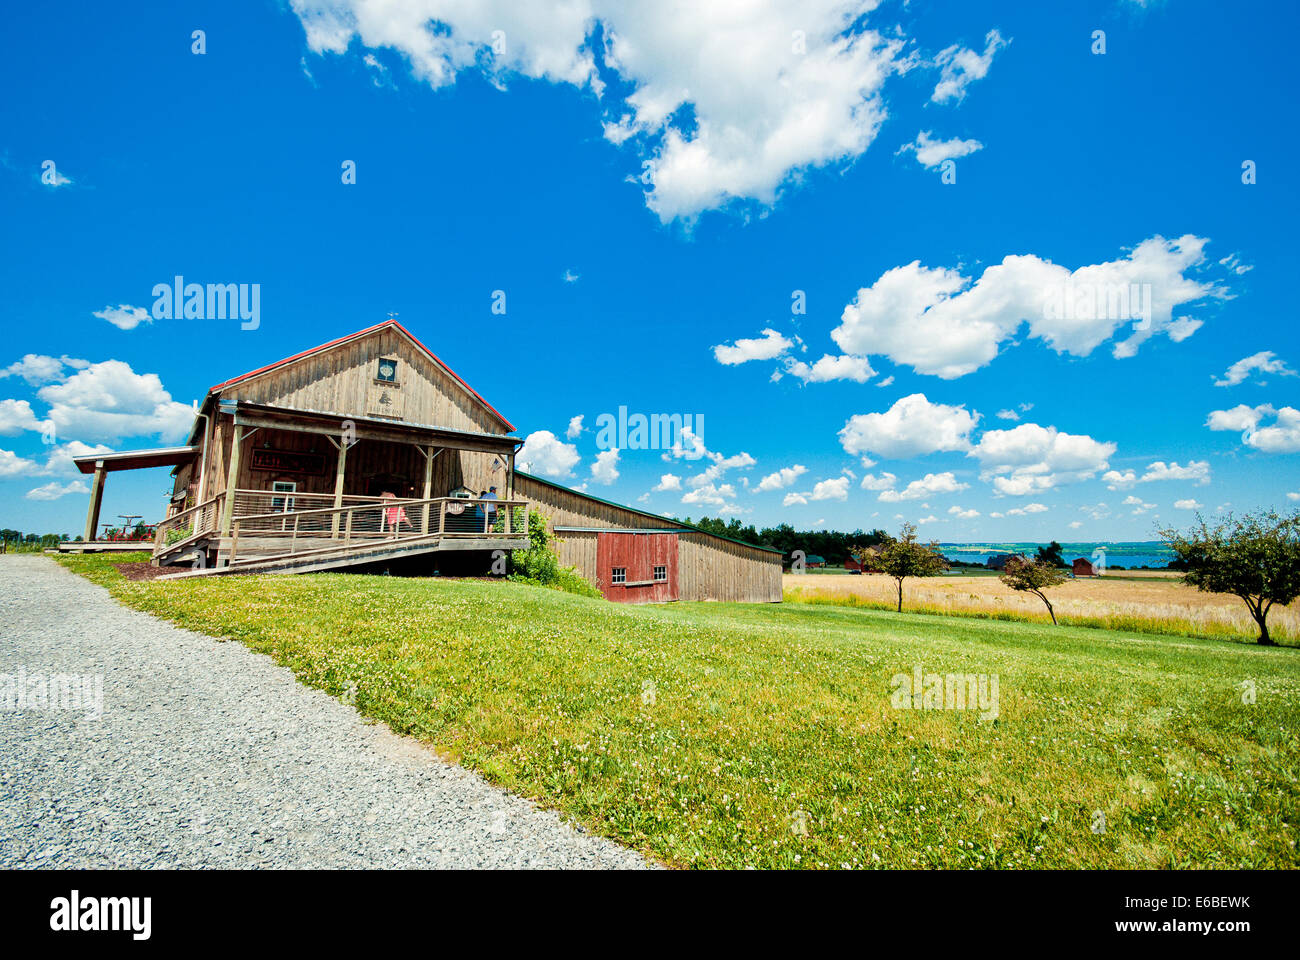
271 480 297 512
611 567 627 584
653 565 667 582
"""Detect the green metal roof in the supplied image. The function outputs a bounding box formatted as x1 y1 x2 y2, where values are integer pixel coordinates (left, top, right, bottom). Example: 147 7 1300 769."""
515 471 784 556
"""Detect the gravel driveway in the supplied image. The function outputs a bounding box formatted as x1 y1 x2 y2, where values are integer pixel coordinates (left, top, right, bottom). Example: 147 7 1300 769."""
0 556 648 869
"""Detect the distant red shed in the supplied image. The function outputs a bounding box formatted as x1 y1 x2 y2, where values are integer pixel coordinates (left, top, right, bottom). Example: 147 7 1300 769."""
1072 557 1099 577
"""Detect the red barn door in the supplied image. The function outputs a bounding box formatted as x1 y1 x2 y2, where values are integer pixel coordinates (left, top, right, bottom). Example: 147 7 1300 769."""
595 533 679 603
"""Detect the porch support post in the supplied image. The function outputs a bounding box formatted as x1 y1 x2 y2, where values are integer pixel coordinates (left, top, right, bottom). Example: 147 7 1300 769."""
329 437 349 537
220 424 243 536
421 446 442 535
82 462 106 543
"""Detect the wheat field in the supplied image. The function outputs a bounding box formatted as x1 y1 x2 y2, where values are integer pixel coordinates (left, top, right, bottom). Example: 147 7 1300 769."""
784 570 1299 644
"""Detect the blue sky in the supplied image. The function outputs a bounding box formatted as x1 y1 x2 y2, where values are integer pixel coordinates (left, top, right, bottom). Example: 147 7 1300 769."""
1 0 1297 540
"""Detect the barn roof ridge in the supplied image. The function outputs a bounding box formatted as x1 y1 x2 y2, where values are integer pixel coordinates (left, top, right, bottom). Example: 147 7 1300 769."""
515 469 784 555
205 319 515 432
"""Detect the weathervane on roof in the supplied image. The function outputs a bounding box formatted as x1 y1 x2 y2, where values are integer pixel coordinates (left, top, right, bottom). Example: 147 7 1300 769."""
386 311 399 321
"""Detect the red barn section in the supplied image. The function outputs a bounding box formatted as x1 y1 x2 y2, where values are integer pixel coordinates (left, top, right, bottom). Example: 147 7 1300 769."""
595 532 679 603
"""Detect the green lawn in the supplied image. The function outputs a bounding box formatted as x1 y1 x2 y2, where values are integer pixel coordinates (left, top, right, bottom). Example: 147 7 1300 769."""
58 553 1300 869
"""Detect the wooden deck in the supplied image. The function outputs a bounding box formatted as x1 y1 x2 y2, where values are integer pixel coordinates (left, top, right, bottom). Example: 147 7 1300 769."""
149 491 529 577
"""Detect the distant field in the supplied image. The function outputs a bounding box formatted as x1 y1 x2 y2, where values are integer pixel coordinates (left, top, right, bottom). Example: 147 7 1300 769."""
785 571 1299 645
56 552 1300 869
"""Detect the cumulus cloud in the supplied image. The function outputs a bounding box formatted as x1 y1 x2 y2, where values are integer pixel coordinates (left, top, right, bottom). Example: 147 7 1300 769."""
877 471 968 502
781 354 875 383
970 422 1115 495
0 354 85 386
35 360 193 444
289 1 943 221
93 304 152 331
1174 499 1203 510
653 473 681 491
565 414 585 439
1213 351 1295 387
518 429 580 477
682 482 737 507
834 235 1224 379
897 130 983 169
1003 502 1047 516
860 471 897 491
839 393 978 459
25 480 89 501
948 505 979 519
756 464 807 491
1102 459 1211 489
0 399 45 436
591 447 620 484
0 448 38 478
1207 404 1300 453
713 328 796 366
930 29 1008 103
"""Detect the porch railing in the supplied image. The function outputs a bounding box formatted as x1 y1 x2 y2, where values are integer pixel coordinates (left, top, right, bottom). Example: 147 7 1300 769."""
226 496 528 566
153 495 223 555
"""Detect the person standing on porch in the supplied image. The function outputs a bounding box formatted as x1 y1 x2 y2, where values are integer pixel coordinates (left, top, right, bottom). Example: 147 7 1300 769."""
482 485 498 533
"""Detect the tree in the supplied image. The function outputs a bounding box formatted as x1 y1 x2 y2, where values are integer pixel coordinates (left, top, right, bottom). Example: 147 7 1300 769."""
1159 510 1300 646
1035 540 1066 567
1000 555 1069 625
876 523 948 612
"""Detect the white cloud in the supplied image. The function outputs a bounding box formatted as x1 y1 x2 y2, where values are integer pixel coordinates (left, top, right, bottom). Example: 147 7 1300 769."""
93 304 152 331
290 1 937 221
782 354 874 383
1174 499 1203 510
1207 404 1300 453
839 393 978 459
653 473 681 491
518 429 580 478
917 514 939 524
1003 502 1047 516
810 476 850 501
1067 520 1082 529
713 329 795 366
562 269 580 284
35 360 194 444
0 354 84 386
875 375 894 388
682 482 736 507
783 491 808 506
834 235 1224 379
970 421 1115 495
1103 459 1211 489
0 399 44 436
756 464 807 491
591 447 620 484
948 505 979 519
40 440 114 477
860 471 897 491
25 480 89 501
0 448 38 478
878 471 968 502
1124 495 1156 515
995 408 1020 421
930 29 1008 103
897 130 983 169
1213 351 1295 387
1288 492 1300 502
565 414 585 439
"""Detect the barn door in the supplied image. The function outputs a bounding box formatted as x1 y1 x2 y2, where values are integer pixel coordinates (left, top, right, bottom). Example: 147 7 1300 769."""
596 533 679 603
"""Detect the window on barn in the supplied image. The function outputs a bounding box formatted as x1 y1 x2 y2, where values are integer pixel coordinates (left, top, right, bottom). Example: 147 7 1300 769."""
611 567 626 584
375 358 399 383
653 565 667 582
271 480 296 512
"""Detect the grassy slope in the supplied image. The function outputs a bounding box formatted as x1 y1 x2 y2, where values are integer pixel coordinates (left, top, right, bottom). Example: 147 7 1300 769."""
57 553 1299 869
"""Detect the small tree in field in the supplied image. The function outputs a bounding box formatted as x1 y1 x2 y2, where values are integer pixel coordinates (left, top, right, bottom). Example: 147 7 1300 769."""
876 523 948 612
1000 555 1068 625
1159 510 1300 646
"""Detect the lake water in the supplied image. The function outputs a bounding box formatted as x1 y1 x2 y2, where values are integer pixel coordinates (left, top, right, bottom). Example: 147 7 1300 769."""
939 541 1176 569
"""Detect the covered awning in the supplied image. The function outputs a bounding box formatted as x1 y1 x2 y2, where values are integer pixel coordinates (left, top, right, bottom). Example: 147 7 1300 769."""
72 446 200 544
73 446 199 474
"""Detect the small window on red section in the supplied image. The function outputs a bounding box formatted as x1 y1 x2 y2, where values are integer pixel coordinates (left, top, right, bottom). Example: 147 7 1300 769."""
611 567 627 584
653 565 667 582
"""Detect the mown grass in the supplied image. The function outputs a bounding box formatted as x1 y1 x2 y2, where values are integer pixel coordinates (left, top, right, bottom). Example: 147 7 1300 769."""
56 552 1300 869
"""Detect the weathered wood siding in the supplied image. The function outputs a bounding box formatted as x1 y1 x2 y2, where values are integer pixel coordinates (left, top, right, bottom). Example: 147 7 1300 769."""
221 327 509 436
515 473 781 603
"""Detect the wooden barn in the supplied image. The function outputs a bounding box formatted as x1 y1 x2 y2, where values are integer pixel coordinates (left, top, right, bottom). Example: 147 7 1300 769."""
1072 557 1100 577
66 320 783 602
